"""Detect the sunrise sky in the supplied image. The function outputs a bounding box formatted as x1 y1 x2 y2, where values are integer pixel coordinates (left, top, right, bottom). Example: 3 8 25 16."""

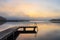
0 0 60 19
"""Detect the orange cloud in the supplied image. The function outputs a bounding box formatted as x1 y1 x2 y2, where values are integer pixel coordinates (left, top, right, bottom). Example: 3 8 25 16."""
0 1 60 18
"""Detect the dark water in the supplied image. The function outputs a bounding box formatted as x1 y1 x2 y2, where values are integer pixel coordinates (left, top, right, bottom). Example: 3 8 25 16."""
0 22 60 40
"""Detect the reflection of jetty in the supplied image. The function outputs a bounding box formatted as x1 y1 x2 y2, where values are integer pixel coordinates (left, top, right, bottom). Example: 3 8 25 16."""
0 26 38 40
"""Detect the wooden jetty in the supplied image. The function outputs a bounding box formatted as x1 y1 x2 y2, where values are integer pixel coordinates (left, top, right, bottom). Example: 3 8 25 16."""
0 26 38 40
0 27 19 40
18 26 37 33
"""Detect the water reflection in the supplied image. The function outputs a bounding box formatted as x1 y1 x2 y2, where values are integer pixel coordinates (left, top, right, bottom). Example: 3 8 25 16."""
16 22 60 40
0 22 60 40
38 30 60 40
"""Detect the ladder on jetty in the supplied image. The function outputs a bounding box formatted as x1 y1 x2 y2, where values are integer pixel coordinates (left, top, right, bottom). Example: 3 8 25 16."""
0 26 38 40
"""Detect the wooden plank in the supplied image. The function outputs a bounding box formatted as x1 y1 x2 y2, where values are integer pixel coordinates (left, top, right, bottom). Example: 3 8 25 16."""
18 26 37 28
0 27 18 40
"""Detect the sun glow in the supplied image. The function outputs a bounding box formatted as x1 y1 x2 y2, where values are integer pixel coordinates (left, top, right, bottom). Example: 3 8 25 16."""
0 0 60 18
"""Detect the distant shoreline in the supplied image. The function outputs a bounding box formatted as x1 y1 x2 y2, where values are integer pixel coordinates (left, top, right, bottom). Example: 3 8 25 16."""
50 19 60 23
0 20 30 22
6 20 30 22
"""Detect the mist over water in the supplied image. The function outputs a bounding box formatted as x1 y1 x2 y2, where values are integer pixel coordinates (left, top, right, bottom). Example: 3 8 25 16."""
0 22 60 40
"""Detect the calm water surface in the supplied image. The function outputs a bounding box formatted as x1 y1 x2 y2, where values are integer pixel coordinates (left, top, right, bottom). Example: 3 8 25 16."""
0 22 60 40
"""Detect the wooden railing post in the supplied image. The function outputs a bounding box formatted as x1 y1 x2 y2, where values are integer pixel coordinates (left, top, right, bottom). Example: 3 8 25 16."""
33 27 35 31
24 27 26 31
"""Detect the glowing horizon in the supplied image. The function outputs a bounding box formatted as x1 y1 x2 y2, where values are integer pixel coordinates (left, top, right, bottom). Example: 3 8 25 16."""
0 0 60 18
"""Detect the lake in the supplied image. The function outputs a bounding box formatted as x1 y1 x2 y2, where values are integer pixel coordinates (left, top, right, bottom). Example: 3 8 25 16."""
0 22 60 40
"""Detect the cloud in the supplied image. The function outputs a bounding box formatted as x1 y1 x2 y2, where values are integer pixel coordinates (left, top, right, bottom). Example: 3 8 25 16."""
0 0 60 18
0 12 30 20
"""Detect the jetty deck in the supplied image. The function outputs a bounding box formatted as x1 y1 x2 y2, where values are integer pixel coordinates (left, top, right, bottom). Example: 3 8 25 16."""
18 26 37 33
0 27 19 40
0 26 38 40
